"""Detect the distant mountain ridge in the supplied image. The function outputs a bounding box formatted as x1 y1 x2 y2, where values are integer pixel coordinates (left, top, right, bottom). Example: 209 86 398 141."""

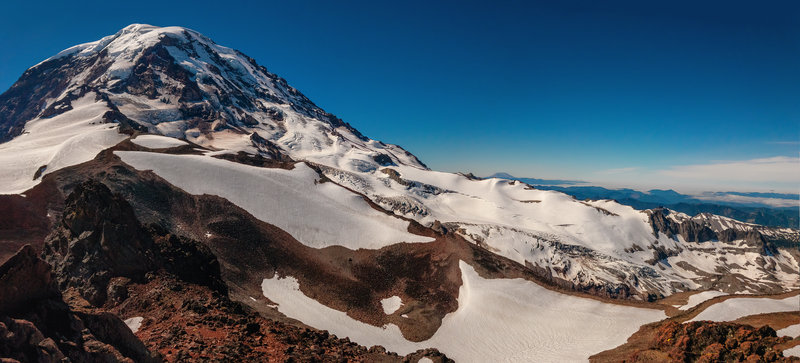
487 172 585 186
489 173 799 228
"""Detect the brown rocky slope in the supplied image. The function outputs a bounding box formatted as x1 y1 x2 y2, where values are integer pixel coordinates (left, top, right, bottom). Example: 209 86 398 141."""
1 176 453 362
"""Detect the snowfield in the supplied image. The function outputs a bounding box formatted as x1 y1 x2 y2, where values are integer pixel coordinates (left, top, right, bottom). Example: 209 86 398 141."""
689 295 799 322
322 163 799 297
261 261 666 362
115 151 433 249
0 93 126 194
130 134 188 149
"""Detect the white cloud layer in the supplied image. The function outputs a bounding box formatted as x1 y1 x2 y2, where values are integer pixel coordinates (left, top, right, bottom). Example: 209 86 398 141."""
692 193 798 208
588 156 800 193
659 156 799 184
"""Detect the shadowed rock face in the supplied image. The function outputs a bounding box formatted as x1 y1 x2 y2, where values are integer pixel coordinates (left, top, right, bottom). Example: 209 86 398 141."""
0 56 77 142
42 179 226 307
646 208 778 254
43 180 159 306
0 245 159 363
0 245 58 312
648 208 716 242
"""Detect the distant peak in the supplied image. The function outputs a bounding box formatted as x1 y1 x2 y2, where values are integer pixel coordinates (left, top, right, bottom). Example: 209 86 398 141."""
489 172 515 179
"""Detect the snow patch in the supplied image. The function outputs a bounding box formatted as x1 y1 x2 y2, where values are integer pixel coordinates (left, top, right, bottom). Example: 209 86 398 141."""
381 296 403 315
124 316 143 333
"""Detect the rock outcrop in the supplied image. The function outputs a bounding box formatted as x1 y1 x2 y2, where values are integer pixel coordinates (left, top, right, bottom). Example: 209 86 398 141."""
42 179 225 306
647 208 778 255
0 245 159 362
43 180 159 306
653 321 793 362
0 245 57 312
648 208 716 242
592 319 799 363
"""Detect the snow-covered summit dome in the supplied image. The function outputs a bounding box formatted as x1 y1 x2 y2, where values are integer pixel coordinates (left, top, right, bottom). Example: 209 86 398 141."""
3 23 427 174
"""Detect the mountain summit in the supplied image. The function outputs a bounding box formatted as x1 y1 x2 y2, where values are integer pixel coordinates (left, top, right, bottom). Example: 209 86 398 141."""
3 23 349 136
0 24 424 193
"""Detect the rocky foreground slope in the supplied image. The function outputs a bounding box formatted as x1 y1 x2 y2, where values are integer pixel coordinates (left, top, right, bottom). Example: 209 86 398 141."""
0 179 451 362
0 24 798 361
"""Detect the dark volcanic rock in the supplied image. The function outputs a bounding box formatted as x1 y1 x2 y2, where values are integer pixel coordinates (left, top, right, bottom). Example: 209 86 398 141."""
42 179 226 306
675 220 716 243
648 208 716 242
43 180 158 306
718 228 779 255
648 208 676 239
76 311 158 362
647 208 774 255
592 318 798 362
249 131 293 162
99 273 453 362
0 245 57 312
0 245 160 362
372 153 396 166
402 348 455 363
147 223 226 294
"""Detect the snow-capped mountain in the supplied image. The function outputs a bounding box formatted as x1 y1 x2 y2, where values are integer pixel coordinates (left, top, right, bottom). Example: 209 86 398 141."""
0 24 797 362
0 24 423 193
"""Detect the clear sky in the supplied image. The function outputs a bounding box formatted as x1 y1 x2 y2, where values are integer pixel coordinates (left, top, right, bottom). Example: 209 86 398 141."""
1 0 798 192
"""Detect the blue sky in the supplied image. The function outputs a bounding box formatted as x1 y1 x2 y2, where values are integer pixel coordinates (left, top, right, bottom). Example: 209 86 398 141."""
1 0 798 192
